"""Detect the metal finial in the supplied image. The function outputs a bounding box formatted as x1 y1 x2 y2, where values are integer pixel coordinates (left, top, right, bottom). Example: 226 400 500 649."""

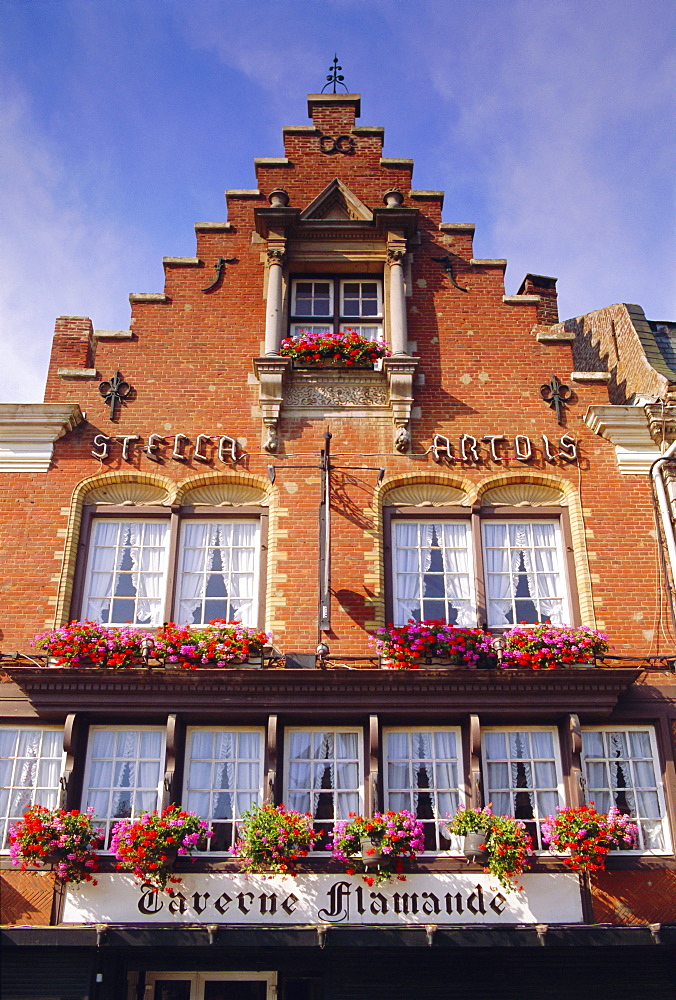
321 55 348 94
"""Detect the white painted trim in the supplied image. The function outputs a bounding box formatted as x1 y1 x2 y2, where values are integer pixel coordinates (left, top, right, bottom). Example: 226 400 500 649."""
584 404 659 474
0 403 83 473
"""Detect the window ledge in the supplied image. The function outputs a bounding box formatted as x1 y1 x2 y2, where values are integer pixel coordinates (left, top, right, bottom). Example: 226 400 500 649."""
253 356 419 453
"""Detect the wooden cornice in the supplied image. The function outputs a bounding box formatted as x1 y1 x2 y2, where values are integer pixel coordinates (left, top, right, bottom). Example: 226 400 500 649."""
2 665 642 721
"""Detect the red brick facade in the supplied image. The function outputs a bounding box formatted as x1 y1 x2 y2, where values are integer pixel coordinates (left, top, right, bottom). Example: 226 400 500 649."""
1 92 674 998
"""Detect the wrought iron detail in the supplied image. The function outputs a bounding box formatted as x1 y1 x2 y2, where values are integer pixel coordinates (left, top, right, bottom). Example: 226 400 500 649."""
98 371 132 421
319 134 355 155
202 257 236 293
540 374 572 424
321 55 347 94
431 255 468 293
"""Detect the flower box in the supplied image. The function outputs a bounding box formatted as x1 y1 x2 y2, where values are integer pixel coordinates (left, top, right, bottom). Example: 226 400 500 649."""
293 358 376 370
444 807 532 892
230 804 318 875
499 624 609 670
329 810 425 887
280 329 390 367
111 805 211 893
372 620 495 670
9 806 102 885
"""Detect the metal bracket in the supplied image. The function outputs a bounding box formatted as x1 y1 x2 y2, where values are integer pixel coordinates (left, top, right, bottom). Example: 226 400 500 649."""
202 257 236 293
432 255 468 293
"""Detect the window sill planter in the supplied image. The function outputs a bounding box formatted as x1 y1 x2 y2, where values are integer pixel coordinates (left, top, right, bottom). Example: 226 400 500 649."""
360 837 385 868
462 832 489 864
292 359 377 370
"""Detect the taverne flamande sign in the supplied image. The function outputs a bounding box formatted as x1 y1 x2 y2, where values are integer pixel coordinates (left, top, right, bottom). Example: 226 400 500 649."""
63 873 583 926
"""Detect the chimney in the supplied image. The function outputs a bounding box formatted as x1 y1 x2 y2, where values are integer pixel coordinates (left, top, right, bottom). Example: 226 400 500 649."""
44 316 96 400
307 93 361 134
517 274 559 325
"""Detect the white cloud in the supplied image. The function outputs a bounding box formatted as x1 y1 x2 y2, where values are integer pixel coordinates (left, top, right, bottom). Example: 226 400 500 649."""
416 0 676 318
0 77 151 402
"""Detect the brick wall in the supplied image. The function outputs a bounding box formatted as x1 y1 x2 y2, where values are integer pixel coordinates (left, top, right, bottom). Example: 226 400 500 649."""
1 94 673 660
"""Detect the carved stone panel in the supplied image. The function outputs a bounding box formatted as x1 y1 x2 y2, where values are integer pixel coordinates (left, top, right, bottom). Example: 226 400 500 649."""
285 372 390 409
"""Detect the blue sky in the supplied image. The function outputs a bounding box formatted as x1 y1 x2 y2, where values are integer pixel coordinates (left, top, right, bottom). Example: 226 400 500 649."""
1 0 674 401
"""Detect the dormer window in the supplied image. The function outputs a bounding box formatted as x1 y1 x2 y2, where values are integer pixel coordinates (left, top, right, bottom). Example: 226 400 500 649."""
290 277 383 341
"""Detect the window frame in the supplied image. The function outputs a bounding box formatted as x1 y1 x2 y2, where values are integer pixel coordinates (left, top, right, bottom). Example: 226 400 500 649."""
282 725 365 851
481 725 566 851
0 726 65 851
143 971 277 1000
72 504 268 629
81 724 166 847
581 724 673 855
382 725 465 854
384 504 579 630
182 725 266 854
289 274 384 340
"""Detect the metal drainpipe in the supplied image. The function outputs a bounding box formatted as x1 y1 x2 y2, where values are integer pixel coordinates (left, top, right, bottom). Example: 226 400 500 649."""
650 440 676 628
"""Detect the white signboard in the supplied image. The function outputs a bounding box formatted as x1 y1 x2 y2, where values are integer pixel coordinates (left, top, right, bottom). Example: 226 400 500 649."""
63 873 582 925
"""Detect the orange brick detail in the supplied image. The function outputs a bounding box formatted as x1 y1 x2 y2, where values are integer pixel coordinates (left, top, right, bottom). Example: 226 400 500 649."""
590 870 676 924
0 871 56 925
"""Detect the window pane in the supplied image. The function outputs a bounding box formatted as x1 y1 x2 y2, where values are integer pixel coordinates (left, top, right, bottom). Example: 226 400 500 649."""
175 520 260 627
341 280 382 318
286 729 362 848
84 727 164 846
82 520 169 625
483 729 562 849
582 728 669 852
184 729 263 852
293 280 332 317
482 520 566 627
384 729 462 853
0 728 64 850
392 520 475 626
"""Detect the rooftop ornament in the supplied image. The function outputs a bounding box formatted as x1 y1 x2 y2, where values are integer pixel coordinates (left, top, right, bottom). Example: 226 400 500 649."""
321 55 348 93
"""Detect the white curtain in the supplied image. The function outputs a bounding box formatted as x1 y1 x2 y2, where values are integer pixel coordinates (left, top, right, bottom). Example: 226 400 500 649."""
386 731 459 821
85 521 123 621
132 522 167 624
85 521 167 624
393 521 472 624
440 523 473 625
177 521 257 624
484 522 563 625
287 731 359 818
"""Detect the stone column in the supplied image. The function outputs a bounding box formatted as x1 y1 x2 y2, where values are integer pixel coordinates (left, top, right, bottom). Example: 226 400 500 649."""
264 248 285 355
387 247 408 355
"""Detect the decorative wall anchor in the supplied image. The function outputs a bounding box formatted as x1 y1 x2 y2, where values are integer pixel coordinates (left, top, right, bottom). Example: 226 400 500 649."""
202 257 237 293
319 134 355 155
99 371 132 421
431 255 469 293
541 375 572 425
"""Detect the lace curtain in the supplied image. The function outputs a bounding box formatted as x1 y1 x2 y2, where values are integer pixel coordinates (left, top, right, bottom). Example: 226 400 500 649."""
393 521 473 625
386 731 459 820
286 731 360 819
177 521 257 625
84 520 168 625
484 522 563 626
185 731 261 824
